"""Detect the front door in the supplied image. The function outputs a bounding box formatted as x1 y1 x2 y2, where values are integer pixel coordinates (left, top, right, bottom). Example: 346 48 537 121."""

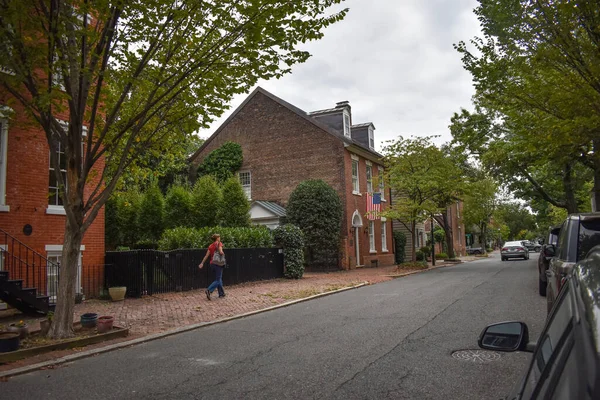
352 210 363 267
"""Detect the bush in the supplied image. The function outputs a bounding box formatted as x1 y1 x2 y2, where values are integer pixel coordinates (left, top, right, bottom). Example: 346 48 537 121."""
287 180 342 269
164 184 194 229
106 190 142 249
274 224 305 279
419 246 431 257
158 226 273 250
191 175 222 228
220 176 251 227
196 141 243 183
435 252 448 260
415 250 425 261
137 183 165 242
393 230 407 264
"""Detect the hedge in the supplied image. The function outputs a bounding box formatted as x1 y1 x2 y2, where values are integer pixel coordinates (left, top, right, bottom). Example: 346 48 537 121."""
393 230 407 264
158 226 274 250
273 224 305 279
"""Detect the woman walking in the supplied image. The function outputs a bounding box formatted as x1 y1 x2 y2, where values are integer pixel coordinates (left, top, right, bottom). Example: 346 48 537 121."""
199 234 226 300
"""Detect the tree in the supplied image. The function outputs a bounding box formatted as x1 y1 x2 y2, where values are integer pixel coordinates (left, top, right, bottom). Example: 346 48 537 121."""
287 180 343 269
454 0 600 212
191 175 222 228
0 0 347 338
462 176 499 254
197 141 243 183
164 183 194 229
137 183 165 243
383 136 466 261
493 202 537 241
219 176 251 228
105 190 142 249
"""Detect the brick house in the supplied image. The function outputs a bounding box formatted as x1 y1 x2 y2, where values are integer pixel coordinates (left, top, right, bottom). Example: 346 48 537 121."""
0 100 105 309
190 87 394 269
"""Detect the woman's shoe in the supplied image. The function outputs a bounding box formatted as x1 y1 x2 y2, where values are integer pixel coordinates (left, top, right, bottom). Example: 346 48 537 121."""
205 289 211 301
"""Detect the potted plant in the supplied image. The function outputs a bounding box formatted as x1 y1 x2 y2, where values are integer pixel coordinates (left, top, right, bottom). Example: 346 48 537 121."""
40 311 54 335
0 332 20 353
97 316 114 333
80 313 98 328
109 286 127 302
8 320 29 339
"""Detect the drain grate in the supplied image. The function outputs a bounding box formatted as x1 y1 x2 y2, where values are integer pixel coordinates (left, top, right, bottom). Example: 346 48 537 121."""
451 349 501 363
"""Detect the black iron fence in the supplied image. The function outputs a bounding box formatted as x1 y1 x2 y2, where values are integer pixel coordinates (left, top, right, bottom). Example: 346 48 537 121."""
105 248 284 297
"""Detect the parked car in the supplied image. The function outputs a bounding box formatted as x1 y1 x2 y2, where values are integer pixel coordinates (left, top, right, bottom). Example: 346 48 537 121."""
466 247 484 255
500 241 529 261
521 240 541 252
545 213 600 312
537 225 561 297
477 245 600 399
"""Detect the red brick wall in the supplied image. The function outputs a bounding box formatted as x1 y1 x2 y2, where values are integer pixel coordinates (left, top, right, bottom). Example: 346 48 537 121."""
0 102 105 288
191 91 394 269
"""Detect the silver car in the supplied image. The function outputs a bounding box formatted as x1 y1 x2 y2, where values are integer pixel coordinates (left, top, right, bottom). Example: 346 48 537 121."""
501 241 529 261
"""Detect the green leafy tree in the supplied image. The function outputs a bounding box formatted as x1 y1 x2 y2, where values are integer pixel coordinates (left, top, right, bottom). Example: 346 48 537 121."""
287 180 343 269
383 136 466 260
197 142 243 183
273 224 305 279
191 175 222 228
393 230 407 264
462 176 499 254
164 184 194 229
493 202 537 241
137 183 165 243
220 177 251 228
0 0 347 337
105 190 143 249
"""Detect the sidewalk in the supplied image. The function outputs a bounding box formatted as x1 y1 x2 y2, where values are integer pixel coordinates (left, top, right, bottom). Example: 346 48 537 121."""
0 257 471 374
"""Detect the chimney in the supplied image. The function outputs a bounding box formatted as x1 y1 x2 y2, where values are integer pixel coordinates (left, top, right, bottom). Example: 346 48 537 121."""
335 101 350 109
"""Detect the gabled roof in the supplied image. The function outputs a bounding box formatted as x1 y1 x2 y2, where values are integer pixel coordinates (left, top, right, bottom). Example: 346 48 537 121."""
352 122 375 130
252 201 286 217
190 87 384 162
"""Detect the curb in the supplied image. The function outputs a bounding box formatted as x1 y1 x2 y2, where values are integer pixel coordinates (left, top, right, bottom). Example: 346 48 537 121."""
0 281 368 379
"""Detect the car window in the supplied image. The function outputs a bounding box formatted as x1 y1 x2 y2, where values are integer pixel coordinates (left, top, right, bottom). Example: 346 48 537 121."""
549 233 558 246
556 221 569 260
577 219 600 261
521 281 573 398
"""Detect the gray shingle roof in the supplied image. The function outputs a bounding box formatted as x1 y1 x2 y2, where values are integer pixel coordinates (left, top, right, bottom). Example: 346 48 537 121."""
253 201 286 217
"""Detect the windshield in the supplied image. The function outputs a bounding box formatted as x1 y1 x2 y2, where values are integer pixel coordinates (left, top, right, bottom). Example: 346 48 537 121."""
577 219 600 261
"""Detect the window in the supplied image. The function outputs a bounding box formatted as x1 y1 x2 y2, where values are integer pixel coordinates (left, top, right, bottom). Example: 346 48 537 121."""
48 138 67 207
381 220 388 252
351 158 359 194
0 117 9 212
46 245 83 300
368 126 374 149
577 219 600 261
378 167 385 200
369 221 375 252
366 164 373 192
239 171 251 200
343 110 351 137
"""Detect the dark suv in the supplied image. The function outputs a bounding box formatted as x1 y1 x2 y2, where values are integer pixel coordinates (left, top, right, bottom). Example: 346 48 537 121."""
537 225 561 297
477 245 600 399
546 213 600 312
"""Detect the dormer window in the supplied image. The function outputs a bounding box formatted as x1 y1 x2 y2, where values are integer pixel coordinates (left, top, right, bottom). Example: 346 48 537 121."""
343 110 351 137
368 126 374 149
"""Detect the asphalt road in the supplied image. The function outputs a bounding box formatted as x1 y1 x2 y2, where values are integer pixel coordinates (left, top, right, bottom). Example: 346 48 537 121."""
2 253 546 400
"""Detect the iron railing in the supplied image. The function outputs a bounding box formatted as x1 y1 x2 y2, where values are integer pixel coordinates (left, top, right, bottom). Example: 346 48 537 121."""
105 248 284 297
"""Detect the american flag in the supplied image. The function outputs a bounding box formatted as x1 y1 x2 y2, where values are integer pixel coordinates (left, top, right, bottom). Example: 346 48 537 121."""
366 192 381 220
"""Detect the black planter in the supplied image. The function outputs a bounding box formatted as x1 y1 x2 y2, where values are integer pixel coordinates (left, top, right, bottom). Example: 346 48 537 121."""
80 313 98 328
0 332 20 353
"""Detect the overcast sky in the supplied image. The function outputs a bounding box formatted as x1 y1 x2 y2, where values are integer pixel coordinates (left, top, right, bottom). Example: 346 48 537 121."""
200 0 483 152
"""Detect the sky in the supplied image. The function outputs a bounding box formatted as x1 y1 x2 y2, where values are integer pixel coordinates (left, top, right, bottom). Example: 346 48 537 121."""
200 0 483 152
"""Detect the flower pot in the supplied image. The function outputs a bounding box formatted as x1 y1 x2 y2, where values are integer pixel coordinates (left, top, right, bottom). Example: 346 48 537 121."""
40 319 51 336
109 287 127 302
75 293 84 304
0 332 20 353
80 313 98 328
7 323 29 339
97 316 114 333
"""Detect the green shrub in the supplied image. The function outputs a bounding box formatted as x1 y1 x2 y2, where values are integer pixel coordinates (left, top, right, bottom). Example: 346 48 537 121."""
137 183 165 242
133 239 159 250
196 141 243 183
393 230 407 264
415 250 425 261
435 252 448 260
158 226 273 250
106 190 142 249
274 224 305 279
419 246 431 257
220 176 251 227
287 180 342 269
191 175 222 228
164 184 194 229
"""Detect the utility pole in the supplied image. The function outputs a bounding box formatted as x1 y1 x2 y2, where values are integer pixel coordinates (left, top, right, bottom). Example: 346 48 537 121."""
431 215 435 266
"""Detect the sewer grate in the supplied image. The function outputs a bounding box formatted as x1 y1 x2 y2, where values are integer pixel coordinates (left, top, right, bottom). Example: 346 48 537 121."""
451 349 501 363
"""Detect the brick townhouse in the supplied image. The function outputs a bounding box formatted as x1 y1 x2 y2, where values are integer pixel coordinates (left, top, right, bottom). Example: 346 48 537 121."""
190 87 394 269
0 100 105 309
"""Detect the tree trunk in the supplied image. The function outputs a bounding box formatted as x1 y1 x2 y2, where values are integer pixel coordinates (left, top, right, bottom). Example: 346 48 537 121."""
480 222 487 253
592 139 600 212
48 217 83 339
411 220 417 262
442 211 455 259
562 162 579 214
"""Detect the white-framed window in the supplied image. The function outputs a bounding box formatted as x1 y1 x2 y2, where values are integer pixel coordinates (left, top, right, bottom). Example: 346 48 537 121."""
369 221 376 252
368 126 374 149
0 116 9 212
46 245 84 301
343 110 351 137
351 157 360 194
378 167 385 201
238 171 251 200
366 164 373 193
381 220 388 252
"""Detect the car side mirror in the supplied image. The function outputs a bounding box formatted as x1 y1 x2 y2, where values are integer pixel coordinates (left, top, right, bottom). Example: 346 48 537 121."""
478 321 529 352
546 244 556 257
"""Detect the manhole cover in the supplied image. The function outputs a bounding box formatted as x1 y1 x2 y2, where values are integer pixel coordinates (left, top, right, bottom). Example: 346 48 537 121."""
451 349 501 363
